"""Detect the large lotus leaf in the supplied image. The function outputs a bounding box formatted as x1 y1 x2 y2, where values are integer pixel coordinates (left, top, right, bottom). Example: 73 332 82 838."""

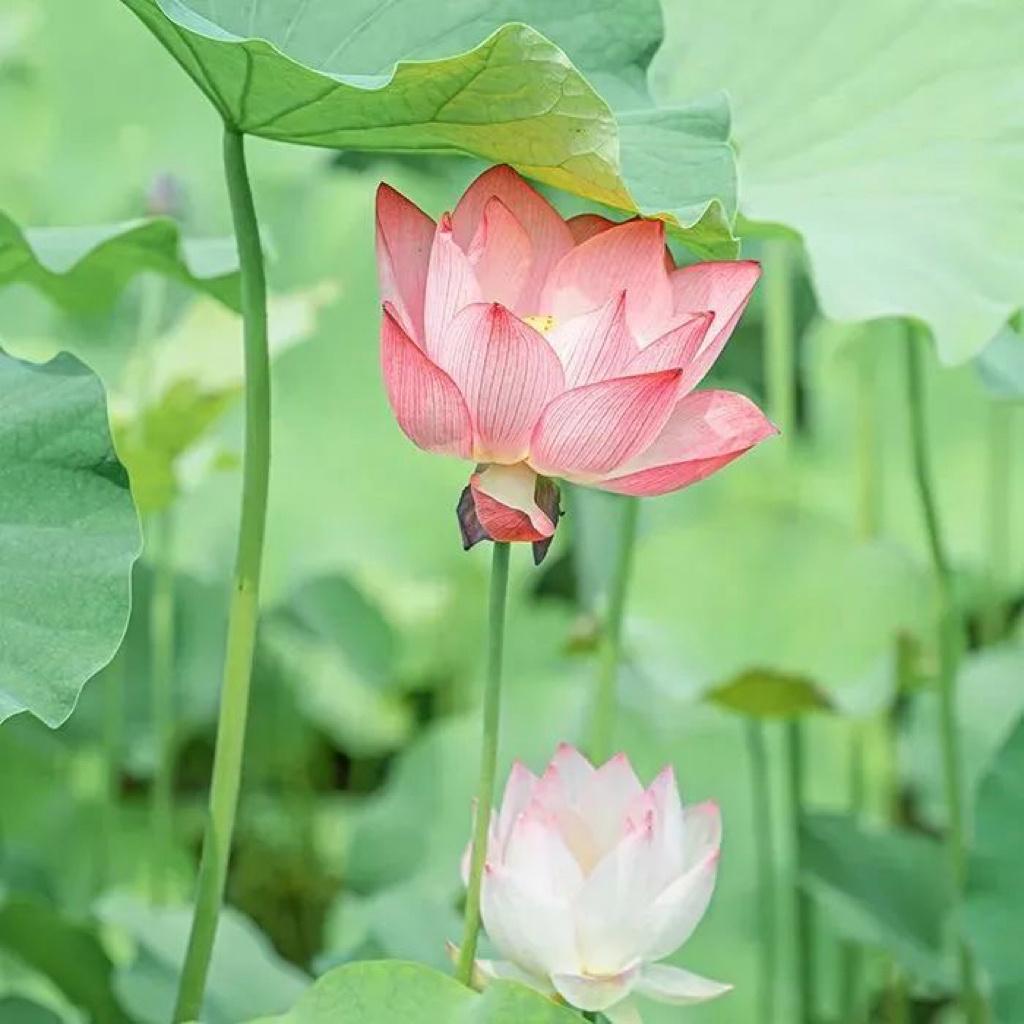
250 961 583 1024
96 893 309 1024
0 946 87 1024
966 710 1024 1022
118 0 737 257
0 212 240 313
0 351 141 727
650 0 1024 363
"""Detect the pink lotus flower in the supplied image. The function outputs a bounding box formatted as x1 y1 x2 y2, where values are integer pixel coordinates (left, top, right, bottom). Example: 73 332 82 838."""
460 745 729 1022
376 166 775 560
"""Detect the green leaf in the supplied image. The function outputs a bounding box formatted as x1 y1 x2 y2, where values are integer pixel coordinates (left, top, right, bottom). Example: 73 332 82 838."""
800 814 953 987
96 893 310 1024
975 323 1024 399
650 0 1024 363
706 670 832 718
250 961 581 1024
0 212 240 313
0 351 141 727
966 710 1024 1022
0 898 131 1024
118 0 737 257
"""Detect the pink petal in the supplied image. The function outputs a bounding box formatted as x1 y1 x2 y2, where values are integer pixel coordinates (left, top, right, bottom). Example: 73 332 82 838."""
470 463 556 543
375 184 435 344
434 303 564 463
481 863 580 977
636 964 732 1006
542 219 674 341
467 197 532 310
530 370 683 479
669 260 761 388
452 165 573 312
596 390 777 496
549 293 636 388
643 846 721 962
423 212 481 356
380 304 472 458
626 314 713 377
566 213 617 246
551 965 641 1013
496 760 540 850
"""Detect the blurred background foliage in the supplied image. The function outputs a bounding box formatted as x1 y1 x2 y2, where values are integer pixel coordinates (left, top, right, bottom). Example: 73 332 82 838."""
0 1 1022 1023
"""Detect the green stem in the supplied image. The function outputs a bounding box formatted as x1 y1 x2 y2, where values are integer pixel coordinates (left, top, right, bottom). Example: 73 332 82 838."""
839 724 866 1022
457 542 512 986
763 239 797 443
587 495 640 763
982 401 1013 644
149 508 177 905
102 649 126 885
785 720 815 1024
903 325 981 1022
172 126 272 1023
745 719 777 1024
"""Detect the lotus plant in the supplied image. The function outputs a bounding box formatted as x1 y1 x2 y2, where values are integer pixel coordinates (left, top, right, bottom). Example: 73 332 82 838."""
375 164 775 561
461 745 729 1022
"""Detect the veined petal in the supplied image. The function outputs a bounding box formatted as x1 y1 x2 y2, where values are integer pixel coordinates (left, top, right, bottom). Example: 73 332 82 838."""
549 293 636 388
643 846 721 962
469 463 557 543
530 370 683 479
542 219 674 341
437 303 564 463
481 863 580 978
595 390 777 496
626 313 713 376
375 184 435 343
452 165 573 311
551 965 640 1013
467 197 532 310
669 260 761 388
635 963 733 1006
566 213 675 272
380 304 472 457
424 213 482 356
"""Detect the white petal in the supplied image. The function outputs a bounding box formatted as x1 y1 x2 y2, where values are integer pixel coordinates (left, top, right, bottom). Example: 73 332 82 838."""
481 863 580 977
504 809 585 900
643 847 721 962
476 958 555 996
551 964 640 1012
496 761 539 851
682 800 722 870
635 962 733 1005
576 753 645 856
543 743 596 803
604 998 645 1024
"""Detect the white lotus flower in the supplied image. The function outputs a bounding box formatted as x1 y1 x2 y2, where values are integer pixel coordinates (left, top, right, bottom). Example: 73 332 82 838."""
462 744 731 1022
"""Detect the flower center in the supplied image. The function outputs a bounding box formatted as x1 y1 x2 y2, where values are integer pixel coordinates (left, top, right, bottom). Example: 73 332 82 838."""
524 314 557 335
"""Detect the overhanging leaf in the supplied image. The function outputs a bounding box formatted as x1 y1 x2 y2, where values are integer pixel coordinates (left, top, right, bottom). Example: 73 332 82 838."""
650 0 1024 362
975 322 1024 399
707 670 832 718
0 212 240 313
966 710 1024 1022
119 0 737 257
0 351 141 727
249 960 582 1024
800 813 953 987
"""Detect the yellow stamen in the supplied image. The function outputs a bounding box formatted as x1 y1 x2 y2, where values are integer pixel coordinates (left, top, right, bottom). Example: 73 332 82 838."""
524 314 557 334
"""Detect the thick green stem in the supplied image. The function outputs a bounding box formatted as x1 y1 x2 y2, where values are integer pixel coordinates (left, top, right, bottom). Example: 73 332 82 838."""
903 325 981 1021
457 542 512 985
983 401 1013 644
149 509 176 905
172 126 271 1023
587 495 640 763
745 719 777 1024
764 239 797 443
785 720 815 1024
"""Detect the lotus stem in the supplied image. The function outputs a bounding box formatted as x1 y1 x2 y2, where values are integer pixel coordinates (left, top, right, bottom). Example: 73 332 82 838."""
744 718 777 1024
903 324 982 1022
149 508 176 905
785 720 815 1024
172 125 272 1022
102 649 126 886
983 400 1013 644
457 541 512 985
587 495 640 763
